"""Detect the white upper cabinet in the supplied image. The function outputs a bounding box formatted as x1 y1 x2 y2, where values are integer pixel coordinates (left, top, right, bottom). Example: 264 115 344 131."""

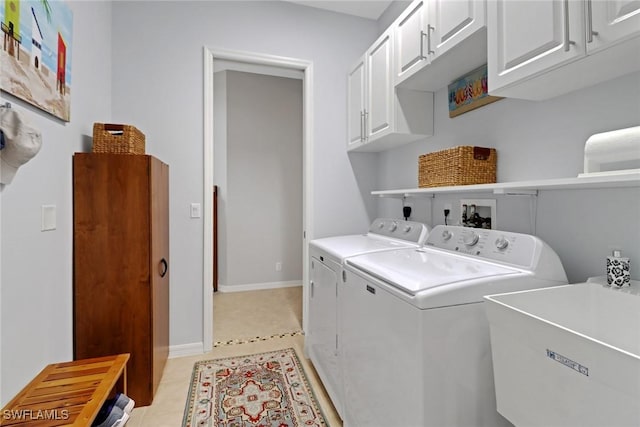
587 0 640 53
367 33 393 141
395 0 487 91
395 0 429 83
488 0 640 100
430 0 486 57
488 0 586 90
347 57 366 149
347 28 434 153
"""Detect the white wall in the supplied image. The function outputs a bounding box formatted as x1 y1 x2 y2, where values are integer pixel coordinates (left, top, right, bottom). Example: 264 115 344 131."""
217 70 303 288
111 1 379 348
0 1 112 404
377 71 640 283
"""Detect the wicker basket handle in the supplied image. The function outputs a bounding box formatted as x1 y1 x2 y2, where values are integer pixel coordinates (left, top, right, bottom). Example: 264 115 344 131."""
473 147 491 160
101 123 125 132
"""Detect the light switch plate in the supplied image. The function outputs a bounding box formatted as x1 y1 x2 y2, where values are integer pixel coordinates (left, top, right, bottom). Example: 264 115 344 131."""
41 205 56 231
190 203 201 218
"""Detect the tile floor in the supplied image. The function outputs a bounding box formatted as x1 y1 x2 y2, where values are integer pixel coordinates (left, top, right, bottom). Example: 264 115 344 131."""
126 286 341 426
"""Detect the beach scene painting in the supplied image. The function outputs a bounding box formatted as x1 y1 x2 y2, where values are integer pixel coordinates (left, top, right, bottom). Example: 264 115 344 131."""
1 0 73 121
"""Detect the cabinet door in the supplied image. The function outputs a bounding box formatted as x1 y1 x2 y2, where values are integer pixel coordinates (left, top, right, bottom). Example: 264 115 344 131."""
367 31 393 140
587 0 640 53
488 0 585 92
430 0 485 57
150 158 169 400
347 57 365 148
73 154 153 406
395 0 428 84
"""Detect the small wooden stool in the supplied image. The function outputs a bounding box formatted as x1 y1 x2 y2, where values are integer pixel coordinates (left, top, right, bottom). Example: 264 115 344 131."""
1 354 129 426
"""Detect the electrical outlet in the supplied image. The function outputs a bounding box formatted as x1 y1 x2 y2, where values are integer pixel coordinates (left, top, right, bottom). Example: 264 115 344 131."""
276 262 282 272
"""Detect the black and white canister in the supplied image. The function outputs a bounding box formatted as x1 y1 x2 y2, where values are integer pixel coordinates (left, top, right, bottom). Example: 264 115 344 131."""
606 250 631 287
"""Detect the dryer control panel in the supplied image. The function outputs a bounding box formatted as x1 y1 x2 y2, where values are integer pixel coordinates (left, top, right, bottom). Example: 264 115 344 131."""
425 225 540 269
367 218 429 245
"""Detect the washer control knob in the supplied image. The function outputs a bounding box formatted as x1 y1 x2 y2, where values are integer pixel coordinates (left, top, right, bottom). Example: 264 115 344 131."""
495 236 509 250
441 230 453 241
463 231 480 246
389 221 398 232
403 225 412 233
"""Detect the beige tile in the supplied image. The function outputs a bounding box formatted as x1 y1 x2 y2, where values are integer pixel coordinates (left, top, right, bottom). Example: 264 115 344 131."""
134 287 341 426
213 286 303 343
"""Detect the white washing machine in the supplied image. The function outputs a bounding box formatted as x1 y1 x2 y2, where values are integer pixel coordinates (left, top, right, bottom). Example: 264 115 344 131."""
341 225 568 427
306 218 429 419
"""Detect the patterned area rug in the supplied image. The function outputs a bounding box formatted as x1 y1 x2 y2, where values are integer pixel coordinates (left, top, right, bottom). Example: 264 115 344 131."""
183 348 327 426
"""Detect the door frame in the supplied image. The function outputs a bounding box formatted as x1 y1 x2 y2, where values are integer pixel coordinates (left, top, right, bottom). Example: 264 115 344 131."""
203 47 314 352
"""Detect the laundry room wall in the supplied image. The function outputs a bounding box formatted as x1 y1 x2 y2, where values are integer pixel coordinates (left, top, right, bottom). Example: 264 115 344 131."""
0 1 113 405
110 1 379 349
376 71 640 283
214 70 303 290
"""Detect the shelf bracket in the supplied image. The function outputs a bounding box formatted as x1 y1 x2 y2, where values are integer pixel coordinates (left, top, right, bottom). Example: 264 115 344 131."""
493 189 538 196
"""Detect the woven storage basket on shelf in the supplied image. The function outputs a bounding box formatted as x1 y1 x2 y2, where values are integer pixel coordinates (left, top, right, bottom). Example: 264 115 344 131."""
418 146 497 188
92 123 145 154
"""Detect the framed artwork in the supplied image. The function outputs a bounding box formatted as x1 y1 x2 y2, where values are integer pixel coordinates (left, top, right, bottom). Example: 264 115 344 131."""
448 65 501 118
0 0 73 121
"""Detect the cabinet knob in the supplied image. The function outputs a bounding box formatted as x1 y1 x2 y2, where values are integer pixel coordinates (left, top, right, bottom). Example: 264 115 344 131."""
159 258 168 278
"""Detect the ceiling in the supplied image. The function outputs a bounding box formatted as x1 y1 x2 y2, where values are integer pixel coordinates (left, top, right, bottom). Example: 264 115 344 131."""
284 1 394 20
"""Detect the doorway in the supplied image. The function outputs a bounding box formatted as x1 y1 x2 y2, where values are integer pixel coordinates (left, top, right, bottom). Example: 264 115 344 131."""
203 48 314 352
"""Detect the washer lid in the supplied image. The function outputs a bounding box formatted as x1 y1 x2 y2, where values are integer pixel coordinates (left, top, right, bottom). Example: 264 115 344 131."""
346 247 521 295
310 234 417 262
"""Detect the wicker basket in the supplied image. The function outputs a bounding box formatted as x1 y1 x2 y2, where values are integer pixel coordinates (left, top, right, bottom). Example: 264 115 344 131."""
92 123 145 154
418 146 497 188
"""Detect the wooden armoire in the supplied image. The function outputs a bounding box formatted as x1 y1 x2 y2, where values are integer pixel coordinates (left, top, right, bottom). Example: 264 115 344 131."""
73 153 169 407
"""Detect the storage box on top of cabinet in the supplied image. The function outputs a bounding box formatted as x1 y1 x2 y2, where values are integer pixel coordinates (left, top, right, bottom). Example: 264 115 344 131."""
418 146 496 187
92 123 145 154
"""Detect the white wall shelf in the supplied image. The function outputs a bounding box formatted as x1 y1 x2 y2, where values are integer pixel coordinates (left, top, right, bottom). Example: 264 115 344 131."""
372 172 640 198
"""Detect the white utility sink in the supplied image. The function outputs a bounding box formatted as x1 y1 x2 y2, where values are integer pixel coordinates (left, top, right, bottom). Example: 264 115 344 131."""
485 278 640 427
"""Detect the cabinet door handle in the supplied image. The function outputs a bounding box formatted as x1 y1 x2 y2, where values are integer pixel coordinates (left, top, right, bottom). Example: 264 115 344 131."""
363 110 368 139
563 0 576 51
360 111 365 141
427 25 435 55
419 30 427 60
586 0 598 43
159 258 168 278
310 280 314 298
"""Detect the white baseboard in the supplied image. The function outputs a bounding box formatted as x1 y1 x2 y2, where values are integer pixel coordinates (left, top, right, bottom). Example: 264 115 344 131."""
218 280 301 293
169 342 204 359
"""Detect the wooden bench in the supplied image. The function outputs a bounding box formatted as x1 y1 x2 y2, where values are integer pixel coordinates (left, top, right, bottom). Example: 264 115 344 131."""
1 354 129 426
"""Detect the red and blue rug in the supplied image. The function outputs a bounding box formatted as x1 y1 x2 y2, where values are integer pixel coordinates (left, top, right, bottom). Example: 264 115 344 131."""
182 348 327 426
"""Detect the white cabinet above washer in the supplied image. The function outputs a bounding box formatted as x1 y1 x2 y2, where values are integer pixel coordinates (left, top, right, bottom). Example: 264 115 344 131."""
348 28 434 153
487 0 640 100
394 0 488 91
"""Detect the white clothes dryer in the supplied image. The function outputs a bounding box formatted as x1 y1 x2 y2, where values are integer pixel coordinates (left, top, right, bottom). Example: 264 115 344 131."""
341 225 568 427
306 218 429 419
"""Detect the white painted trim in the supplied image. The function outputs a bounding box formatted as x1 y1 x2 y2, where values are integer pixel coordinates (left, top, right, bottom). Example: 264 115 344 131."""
169 342 204 359
218 281 302 293
214 60 304 80
203 47 314 353
203 48 215 354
